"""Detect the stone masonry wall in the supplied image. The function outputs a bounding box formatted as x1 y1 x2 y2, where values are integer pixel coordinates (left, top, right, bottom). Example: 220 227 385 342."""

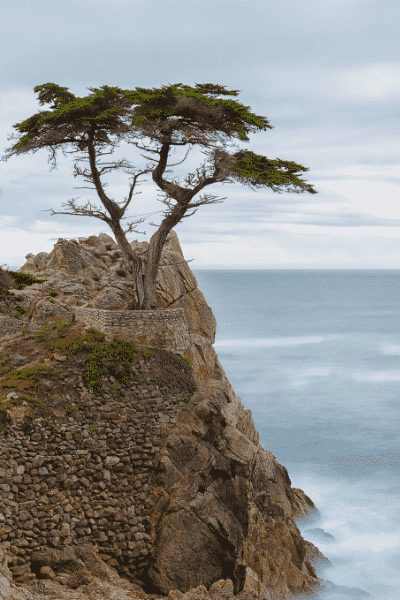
74 307 191 356
0 348 198 587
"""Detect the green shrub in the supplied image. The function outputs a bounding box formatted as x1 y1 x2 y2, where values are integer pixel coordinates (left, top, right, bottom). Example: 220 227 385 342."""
13 305 27 318
45 327 139 395
5 270 47 289
33 313 73 342
177 355 193 370
0 364 50 391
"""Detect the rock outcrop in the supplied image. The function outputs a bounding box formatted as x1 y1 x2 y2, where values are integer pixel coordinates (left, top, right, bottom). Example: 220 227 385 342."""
0 231 330 600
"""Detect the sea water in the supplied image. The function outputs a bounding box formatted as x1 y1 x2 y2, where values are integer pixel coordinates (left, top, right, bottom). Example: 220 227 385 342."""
193 269 400 600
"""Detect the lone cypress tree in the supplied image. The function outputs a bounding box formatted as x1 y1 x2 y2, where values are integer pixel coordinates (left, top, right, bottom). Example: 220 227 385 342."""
2 82 317 309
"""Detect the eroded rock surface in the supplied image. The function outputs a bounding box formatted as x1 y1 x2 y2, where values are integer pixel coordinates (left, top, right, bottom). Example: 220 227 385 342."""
0 230 332 600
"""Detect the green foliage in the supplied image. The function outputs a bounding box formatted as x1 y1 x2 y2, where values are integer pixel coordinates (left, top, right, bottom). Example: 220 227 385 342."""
13 305 27 318
177 355 193 370
229 149 318 194
1 81 317 196
0 80 317 311
48 289 58 297
1 83 143 160
19 394 40 406
4 270 47 289
45 327 139 395
52 368 64 380
0 350 11 373
122 82 272 143
1 82 271 159
33 313 73 342
0 370 44 412
0 364 50 391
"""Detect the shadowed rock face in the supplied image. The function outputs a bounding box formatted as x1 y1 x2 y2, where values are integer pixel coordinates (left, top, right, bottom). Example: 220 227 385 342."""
0 230 329 600
144 381 322 598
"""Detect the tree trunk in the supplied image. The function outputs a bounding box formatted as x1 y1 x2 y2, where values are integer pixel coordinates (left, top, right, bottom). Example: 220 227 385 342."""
143 213 183 309
108 220 145 310
143 228 168 310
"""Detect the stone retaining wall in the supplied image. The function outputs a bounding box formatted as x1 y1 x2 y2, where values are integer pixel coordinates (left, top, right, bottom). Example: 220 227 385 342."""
74 306 191 355
0 350 198 586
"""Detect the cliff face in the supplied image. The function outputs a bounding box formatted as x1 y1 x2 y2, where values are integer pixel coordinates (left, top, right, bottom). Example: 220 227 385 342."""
0 231 329 600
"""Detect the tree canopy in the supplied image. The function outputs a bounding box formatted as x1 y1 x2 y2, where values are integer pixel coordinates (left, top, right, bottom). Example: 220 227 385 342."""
2 81 318 309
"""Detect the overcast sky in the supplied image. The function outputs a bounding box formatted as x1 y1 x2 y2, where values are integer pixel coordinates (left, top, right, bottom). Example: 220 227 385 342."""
1 0 400 271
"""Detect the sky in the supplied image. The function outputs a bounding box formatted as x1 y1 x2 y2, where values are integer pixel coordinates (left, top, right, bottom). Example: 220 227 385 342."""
1 0 400 271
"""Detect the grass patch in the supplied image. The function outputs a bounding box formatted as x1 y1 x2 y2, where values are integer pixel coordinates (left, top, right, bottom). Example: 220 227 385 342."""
43 326 144 395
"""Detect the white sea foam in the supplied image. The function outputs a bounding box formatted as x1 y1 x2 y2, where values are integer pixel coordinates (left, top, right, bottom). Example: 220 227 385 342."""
351 369 400 382
290 467 400 599
380 342 400 355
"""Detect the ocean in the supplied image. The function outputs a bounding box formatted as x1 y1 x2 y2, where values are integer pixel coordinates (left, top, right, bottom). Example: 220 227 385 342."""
192 269 400 600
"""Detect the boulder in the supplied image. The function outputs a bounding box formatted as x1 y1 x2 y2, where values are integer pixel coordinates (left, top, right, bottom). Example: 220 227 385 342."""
0 316 26 340
0 267 16 295
304 540 332 569
28 297 72 329
0 542 157 600
90 286 129 310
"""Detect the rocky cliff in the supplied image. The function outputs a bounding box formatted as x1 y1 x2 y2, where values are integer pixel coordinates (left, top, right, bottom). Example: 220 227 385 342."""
0 231 331 600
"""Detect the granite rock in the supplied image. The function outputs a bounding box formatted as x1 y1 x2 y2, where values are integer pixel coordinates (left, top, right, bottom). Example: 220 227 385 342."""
0 230 331 600
1 231 218 385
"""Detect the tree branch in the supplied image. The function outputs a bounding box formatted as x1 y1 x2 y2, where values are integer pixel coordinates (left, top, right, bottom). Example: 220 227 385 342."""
71 158 155 214
138 144 193 167
41 198 112 223
40 197 147 235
